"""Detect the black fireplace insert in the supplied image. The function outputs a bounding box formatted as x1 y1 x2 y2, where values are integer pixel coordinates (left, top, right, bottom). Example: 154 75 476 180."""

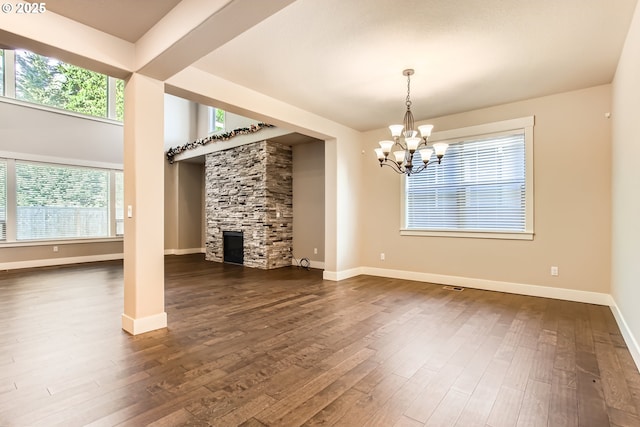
223 231 243 265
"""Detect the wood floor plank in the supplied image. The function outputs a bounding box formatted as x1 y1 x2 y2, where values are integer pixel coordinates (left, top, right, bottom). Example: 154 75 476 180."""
516 379 551 427
0 255 638 426
486 385 525 427
548 368 579 427
455 359 509 427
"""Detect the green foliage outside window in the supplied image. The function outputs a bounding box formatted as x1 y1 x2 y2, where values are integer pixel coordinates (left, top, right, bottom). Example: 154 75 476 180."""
14 50 123 120
16 163 108 208
115 78 124 121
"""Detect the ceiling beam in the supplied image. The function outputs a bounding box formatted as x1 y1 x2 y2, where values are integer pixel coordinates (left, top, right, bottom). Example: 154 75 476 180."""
0 11 134 78
136 0 297 81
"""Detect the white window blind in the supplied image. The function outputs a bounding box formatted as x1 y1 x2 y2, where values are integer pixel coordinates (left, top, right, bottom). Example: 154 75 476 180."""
406 131 526 233
16 161 109 240
115 171 124 236
0 160 6 241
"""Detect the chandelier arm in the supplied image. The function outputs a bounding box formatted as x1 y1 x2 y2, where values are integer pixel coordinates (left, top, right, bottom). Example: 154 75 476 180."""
412 164 427 175
381 161 404 174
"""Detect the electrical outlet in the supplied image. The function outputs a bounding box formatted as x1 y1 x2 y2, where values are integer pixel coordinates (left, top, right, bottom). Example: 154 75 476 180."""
551 266 559 276
314 248 318 254
380 253 385 261
53 246 58 252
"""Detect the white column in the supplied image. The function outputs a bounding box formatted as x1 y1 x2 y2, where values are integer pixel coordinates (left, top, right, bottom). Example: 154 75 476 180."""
121 73 167 335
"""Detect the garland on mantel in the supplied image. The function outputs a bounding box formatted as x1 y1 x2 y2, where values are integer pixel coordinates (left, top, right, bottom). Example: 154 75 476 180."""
166 123 275 164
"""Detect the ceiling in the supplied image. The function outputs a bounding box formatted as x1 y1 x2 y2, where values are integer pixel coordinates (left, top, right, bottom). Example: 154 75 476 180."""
40 0 638 132
45 0 182 43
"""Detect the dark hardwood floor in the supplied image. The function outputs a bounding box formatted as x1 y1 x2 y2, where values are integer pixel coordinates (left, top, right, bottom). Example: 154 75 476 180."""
1 254 639 426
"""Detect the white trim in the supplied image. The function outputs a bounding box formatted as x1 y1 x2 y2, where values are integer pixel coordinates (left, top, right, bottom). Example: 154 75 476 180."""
359 267 611 306
323 267 363 281
121 312 167 336
291 259 325 269
401 116 535 239
0 237 122 248
0 150 123 171
164 247 205 255
0 93 123 127
0 253 123 271
609 299 640 371
400 229 534 240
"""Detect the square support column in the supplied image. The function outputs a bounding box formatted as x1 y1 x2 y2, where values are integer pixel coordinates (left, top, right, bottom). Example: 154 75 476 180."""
121 73 167 335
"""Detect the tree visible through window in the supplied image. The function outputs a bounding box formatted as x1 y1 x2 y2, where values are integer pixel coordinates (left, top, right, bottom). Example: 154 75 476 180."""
13 49 123 120
209 107 225 133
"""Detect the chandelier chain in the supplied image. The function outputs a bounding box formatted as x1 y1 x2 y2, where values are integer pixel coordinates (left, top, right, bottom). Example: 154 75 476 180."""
406 73 412 110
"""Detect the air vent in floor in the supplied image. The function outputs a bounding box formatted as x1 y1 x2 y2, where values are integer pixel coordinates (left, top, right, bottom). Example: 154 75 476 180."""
443 286 464 292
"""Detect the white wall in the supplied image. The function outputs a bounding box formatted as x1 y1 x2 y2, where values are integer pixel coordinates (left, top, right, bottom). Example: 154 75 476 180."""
164 94 197 150
611 2 640 366
360 85 612 300
0 100 123 167
0 99 124 267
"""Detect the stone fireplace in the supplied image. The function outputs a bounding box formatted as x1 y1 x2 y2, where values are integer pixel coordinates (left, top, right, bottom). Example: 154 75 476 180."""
205 140 292 269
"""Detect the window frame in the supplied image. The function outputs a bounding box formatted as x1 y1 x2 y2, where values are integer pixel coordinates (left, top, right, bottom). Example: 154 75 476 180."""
0 154 123 246
0 48 124 123
400 116 535 240
208 107 225 134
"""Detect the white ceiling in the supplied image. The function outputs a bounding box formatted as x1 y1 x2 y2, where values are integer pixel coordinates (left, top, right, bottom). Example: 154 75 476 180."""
44 0 182 43
38 0 638 132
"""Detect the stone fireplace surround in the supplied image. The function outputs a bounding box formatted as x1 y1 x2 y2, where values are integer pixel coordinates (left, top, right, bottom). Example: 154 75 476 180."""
205 140 292 269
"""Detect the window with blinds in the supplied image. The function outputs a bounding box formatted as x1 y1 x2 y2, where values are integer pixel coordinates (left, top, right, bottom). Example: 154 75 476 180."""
402 117 533 239
16 162 110 240
0 160 6 241
115 171 124 236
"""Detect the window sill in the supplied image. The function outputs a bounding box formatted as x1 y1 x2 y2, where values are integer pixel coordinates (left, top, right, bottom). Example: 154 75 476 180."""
400 229 534 240
0 96 123 126
0 237 123 248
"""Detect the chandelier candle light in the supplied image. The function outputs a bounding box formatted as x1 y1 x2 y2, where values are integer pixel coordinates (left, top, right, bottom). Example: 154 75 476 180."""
375 69 448 176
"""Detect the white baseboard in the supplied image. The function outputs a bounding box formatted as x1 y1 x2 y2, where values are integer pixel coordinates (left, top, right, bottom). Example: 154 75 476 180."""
357 266 638 372
323 267 363 281
291 259 325 269
0 253 124 271
360 267 612 306
121 312 167 335
164 247 205 255
609 300 640 371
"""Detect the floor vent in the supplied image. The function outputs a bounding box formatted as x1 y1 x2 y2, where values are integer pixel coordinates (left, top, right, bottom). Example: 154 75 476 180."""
443 286 464 292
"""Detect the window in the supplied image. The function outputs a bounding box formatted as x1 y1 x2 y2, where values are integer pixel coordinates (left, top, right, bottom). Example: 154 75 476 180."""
0 49 4 96
115 171 124 236
209 107 225 133
115 78 125 121
16 162 110 240
2 49 124 121
0 160 6 241
0 159 123 243
402 116 534 240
